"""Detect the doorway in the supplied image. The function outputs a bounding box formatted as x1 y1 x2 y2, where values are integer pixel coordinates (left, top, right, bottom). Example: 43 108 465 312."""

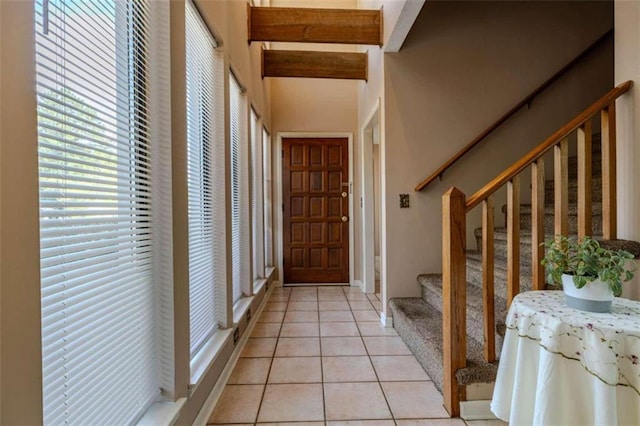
361 101 382 294
281 137 350 284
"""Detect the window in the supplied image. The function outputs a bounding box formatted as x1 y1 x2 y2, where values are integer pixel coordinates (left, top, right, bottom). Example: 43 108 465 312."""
250 108 265 283
230 75 250 304
263 128 274 267
185 0 226 358
36 0 173 423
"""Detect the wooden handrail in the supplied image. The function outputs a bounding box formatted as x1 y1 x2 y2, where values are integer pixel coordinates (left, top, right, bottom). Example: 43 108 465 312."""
442 79 632 417
465 80 633 211
415 29 613 192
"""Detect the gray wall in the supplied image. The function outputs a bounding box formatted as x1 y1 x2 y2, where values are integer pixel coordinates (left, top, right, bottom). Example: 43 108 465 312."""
382 0 614 303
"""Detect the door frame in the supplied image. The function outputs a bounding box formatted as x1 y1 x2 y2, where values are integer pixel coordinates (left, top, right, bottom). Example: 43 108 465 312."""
276 132 355 286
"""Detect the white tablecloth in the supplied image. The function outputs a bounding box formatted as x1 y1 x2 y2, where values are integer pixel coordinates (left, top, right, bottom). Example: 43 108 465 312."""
491 291 640 425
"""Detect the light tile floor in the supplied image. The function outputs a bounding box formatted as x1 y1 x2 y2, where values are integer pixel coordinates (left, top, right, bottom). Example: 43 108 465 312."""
209 285 507 426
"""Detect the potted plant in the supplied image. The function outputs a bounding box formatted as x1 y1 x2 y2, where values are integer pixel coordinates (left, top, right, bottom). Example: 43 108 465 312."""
542 235 636 313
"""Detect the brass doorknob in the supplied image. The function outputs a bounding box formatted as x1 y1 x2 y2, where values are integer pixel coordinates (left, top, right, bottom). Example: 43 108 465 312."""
341 191 348 198
341 216 348 222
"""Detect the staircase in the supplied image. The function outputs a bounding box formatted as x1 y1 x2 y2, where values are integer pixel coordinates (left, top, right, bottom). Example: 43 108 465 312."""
390 81 634 417
390 137 603 394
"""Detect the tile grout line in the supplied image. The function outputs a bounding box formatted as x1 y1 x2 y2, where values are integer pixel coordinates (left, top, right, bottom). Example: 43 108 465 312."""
252 287 290 423
352 286 397 424
315 287 328 425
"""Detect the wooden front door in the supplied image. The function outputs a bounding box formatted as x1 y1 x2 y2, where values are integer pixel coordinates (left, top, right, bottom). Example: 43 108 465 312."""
282 137 349 283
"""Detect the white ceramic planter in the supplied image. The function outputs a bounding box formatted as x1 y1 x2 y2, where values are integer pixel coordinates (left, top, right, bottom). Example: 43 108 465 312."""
561 273 613 313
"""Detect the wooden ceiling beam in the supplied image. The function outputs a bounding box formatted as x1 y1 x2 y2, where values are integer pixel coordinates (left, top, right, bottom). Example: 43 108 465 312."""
249 6 382 46
262 49 368 81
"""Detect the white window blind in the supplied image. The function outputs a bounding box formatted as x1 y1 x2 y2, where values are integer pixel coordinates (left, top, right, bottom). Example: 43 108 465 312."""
230 75 250 304
263 129 274 267
185 0 227 358
250 109 265 282
35 0 173 424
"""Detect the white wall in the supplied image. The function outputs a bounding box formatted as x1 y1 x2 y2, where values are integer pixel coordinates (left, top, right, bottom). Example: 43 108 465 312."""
614 0 640 301
382 1 614 309
0 2 44 423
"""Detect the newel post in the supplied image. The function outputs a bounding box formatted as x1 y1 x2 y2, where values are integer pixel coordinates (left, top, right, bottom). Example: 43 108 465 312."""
442 187 467 417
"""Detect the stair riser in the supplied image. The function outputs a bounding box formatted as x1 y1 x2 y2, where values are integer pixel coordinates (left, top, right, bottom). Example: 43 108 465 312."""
389 303 446 393
391 297 500 393
516 212 603 236
492 238 535 263
474 233 534 259
466 257 533 295
545 179 602 204
566 155 602 180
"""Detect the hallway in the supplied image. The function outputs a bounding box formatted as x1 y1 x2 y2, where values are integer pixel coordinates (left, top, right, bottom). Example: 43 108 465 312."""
208 285 505 425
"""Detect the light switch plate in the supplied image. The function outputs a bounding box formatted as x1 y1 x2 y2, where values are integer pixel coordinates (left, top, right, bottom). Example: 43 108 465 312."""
400 194 410 208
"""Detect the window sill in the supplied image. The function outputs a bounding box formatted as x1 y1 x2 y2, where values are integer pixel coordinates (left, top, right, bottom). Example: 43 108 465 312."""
190 329 233 392
253 278 267 294
265 266 275 279
233 296 253 325
137 397 186 426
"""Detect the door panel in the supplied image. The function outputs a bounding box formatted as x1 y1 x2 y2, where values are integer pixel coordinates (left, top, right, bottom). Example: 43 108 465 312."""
283 137 349 283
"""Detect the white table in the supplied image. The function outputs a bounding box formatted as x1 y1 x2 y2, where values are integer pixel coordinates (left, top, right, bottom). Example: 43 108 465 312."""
491 291 640 425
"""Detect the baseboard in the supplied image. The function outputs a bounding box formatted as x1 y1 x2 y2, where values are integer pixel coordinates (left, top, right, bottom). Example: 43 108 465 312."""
380 311 393 327
353 279 363 288
193 284 275 425
465 382 495 400
460 400 500 421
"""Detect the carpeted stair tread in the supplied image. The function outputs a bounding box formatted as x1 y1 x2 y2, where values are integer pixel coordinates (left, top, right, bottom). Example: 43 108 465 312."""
418 273 507 356
389 297 499 394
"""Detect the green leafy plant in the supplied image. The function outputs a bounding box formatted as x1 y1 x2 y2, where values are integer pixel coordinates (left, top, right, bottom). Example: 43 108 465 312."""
541 235 636 297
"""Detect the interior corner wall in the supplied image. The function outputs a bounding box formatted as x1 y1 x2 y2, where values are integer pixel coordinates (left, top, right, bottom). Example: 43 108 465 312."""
614 0 640 301
383 1 614 301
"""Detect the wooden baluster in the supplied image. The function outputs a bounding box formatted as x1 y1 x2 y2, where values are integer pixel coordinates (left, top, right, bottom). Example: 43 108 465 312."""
531 159 545 290
601 105 617 239
554 139 569 236
577 121 592 239
442 187 467 417
507 176 520 307
482 197 495 362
